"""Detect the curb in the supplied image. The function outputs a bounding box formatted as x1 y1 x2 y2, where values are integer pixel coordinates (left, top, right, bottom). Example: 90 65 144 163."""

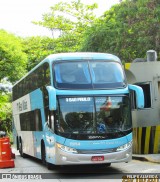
132 155 160 164
132 155 148 162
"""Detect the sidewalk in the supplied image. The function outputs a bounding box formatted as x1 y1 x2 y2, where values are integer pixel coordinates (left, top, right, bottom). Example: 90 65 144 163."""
132 154 160 163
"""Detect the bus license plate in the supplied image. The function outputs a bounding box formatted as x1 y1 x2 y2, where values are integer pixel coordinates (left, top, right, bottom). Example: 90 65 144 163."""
91 156 104 161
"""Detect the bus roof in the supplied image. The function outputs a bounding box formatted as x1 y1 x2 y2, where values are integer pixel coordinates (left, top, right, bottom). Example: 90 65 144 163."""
46 52 121 63
13 52 121 87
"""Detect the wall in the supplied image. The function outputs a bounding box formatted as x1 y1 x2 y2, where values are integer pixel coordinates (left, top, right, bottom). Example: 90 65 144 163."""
125 62 160 154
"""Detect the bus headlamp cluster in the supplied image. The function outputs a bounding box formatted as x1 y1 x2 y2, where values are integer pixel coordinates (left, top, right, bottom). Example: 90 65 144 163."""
116 141 132 151
57 143 78 154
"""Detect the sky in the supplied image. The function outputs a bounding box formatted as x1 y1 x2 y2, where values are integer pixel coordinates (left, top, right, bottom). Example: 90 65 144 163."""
0 0 120 37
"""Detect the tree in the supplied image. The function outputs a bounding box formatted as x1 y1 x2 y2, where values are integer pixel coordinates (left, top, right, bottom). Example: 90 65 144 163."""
81 0 160 62
32 0 98 52
22 36 54 71
0 78 12 134
0 30 27 83
0 30 27 137
0 92 12 134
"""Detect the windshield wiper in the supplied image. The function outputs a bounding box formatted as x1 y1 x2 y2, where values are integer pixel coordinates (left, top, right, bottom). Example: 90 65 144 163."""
106 128 127 136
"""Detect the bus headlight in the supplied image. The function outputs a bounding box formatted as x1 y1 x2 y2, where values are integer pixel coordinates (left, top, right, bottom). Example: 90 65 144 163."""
57 143 78 154
116 141 132 151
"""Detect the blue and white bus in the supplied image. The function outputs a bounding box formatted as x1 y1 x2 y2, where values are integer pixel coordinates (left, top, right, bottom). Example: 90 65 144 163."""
12 53 144 168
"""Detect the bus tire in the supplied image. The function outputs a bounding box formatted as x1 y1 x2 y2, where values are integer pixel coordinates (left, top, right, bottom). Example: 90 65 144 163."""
19 138 27 158
16 137 19 150
46 162 55 170
41 142 46 165
41 142 55 170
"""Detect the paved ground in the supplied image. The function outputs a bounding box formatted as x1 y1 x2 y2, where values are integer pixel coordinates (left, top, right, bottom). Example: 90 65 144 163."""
0 148 160 182
133 154 160 163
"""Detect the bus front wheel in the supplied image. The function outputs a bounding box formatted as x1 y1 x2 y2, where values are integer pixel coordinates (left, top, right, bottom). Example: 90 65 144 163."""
41 142 54 170
19 139 27 158
41 143 46 165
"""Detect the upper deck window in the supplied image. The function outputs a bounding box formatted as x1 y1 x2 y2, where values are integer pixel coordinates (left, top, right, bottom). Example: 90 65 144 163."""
53 61 126 89
12 62 50 101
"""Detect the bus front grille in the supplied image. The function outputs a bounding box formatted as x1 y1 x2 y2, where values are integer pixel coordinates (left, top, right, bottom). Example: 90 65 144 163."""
77 149 116 154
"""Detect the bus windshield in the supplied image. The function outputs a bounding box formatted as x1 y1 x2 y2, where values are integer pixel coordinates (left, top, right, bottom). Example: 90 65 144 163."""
54 61 126 89
56 96 131 140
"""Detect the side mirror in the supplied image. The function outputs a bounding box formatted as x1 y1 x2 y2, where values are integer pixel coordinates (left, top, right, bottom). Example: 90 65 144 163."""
128 84 144 109
46 86 57 110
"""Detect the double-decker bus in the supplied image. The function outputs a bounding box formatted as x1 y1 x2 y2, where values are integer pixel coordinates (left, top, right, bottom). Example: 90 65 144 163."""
12 53 144 168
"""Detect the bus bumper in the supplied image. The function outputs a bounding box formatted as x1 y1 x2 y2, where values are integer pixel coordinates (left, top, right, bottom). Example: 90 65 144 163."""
55 146 132 165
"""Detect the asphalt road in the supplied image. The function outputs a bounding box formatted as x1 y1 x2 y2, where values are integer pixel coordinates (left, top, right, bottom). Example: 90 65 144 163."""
0 150 159 182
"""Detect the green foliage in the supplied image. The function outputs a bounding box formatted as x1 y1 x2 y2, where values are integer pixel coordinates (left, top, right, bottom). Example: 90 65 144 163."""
0 30 27 82
0 92 12 133
82 0 160 62
22 36 54 71
33 0 97 34
33 0 98 52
